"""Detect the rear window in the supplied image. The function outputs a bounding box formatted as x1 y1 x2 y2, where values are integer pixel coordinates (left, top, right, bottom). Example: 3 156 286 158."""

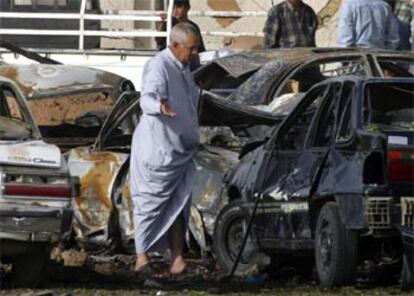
28 92 113 141
364 82 414 133
0 86 33 140
376 57 414 78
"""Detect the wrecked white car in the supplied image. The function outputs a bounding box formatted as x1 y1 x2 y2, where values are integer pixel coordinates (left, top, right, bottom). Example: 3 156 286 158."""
0 77 79 287
0 63 134 151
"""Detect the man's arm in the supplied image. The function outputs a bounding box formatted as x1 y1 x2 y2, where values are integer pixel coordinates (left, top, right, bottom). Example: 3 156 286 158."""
263 6 280 49
337 3 355 47
385 12 401 50
140 61 167 115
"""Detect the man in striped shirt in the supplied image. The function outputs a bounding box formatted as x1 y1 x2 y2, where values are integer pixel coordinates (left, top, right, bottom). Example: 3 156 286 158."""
263 0 318 48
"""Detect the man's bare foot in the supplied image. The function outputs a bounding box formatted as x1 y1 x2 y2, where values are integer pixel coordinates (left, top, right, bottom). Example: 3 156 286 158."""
135 253 149 272
170 255 187 274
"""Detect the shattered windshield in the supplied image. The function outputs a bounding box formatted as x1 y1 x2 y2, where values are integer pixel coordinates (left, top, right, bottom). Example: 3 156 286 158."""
0 88 33 140
365 81 414 133
228 61 288 105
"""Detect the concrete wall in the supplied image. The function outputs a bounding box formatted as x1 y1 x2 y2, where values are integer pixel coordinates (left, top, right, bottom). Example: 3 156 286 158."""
100 0 155 49
99 0 343 50
191 0 343 50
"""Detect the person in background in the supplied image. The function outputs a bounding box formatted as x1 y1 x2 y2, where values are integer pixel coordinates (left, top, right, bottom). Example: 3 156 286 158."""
156 0 205 70
392 0 412 50
262 0 318 48
337 0 400 49
131 23 200 280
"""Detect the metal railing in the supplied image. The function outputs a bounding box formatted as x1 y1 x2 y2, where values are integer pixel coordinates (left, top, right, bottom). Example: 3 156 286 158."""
0 0 272 50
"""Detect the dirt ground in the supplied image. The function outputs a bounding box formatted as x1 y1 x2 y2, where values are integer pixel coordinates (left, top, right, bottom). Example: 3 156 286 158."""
0 250 408 296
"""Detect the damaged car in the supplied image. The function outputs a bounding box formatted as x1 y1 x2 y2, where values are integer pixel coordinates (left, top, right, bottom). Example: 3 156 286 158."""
195 48 414 115
0 64 134 151
65 89 284 255
0 77 79 287
64 48 413 270
217 76 414 288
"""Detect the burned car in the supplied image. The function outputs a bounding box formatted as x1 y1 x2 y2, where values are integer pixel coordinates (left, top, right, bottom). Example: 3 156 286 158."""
195 48 414 116
216 76 414 288
65 49 414 267
0 64 134 151
0 77 79 287
65 90 283 254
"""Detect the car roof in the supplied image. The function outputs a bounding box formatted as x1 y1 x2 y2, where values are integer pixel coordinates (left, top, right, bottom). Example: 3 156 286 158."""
196 48 413 79
320 75 414 85
0 64 126 100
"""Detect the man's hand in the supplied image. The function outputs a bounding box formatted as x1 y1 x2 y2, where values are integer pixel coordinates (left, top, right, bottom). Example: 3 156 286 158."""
160 100 177 117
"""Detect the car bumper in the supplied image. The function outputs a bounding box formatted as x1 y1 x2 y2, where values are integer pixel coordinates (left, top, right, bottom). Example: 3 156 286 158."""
0 203 72 243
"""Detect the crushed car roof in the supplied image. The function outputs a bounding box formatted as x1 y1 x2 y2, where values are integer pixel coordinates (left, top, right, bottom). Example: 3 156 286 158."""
0 64 129 100
195 47 414 81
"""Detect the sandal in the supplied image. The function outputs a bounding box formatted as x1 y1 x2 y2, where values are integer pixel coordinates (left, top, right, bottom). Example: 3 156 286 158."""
169 265 202 282
136 263 168 280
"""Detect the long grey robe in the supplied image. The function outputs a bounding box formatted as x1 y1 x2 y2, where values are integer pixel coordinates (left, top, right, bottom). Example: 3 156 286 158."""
130 48 199 254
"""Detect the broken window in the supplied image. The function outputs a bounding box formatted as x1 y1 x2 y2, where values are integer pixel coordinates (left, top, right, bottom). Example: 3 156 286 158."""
1 87 24 121
277 86 328 150
335 82 354 143
0 86 32 140
28 92 113 127
271 56 367 107
376 57 414 78
26 92 113 149
310 83 341 147
364 82 414 132
100 93 140 152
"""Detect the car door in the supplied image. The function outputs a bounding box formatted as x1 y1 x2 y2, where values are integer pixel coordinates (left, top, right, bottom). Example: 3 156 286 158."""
248 84 332 244
67 92 140 243
258 84 339 201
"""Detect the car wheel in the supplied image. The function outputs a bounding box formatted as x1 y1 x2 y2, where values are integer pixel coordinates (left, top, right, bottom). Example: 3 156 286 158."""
213 200 260 275
315 202 359 287
10 243 50 288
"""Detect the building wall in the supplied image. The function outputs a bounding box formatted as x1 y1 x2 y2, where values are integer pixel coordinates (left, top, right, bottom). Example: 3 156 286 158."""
100 0 155 49
190 0 343 50
99 0 344 50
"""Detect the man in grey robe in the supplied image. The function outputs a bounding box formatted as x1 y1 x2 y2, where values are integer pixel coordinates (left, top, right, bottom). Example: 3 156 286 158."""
130 22 200 276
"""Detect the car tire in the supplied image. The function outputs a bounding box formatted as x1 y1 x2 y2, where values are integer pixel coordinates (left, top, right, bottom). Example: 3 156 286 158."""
10 243 50 288
213 200 260 275
315 202 359 287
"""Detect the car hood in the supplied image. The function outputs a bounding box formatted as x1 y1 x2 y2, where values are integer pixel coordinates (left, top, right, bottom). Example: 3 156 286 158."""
0 140 61 168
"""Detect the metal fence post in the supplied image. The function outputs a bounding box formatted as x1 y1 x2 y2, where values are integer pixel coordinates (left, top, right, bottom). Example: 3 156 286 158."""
79 0 87 50
166 0 173 46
